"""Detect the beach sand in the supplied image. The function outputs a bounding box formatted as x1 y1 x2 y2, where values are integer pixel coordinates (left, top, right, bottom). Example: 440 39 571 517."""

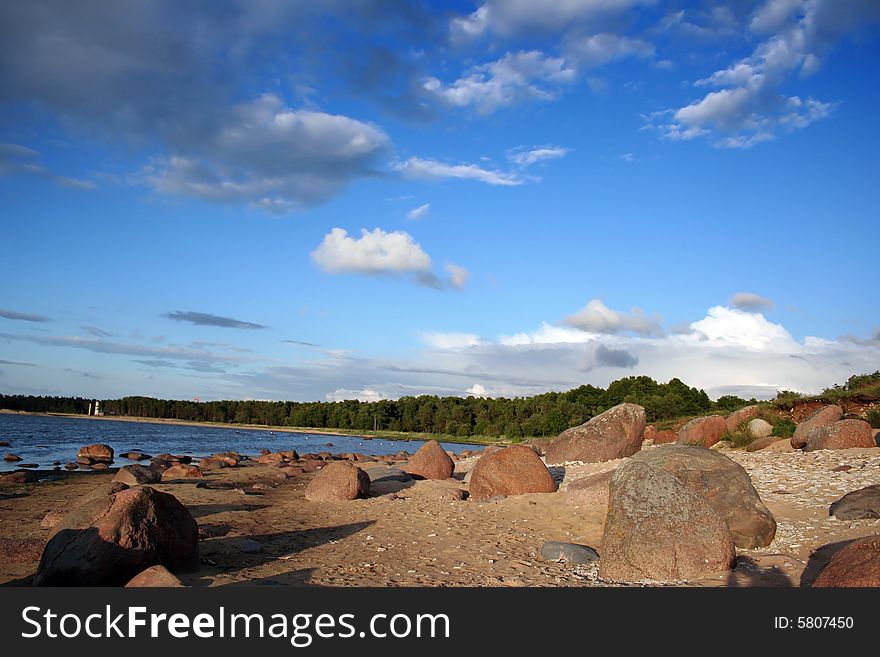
1 443 878 587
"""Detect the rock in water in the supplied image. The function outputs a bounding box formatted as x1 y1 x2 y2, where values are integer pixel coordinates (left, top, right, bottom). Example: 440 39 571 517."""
747 418 773 439
813 535 880 587
125 564 185 588
630 445 775 548
401 440 455 480
77 443 114 464
161 464 205 481
34 486 198 586
113 464 161 486
675 415 727 448
3 453 22 462
829 484 880 520
599 460 736 583
725 406 760 433
791 404 843 448
564 470 614 508
468 445 557 501
540 541 599 564
804 419 875 451
545 403 646 464
304 461 370 502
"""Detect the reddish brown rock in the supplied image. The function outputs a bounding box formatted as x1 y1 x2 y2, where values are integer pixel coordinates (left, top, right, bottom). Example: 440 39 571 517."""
304 461 370 502
300 460 325 473
0 470 38 483
278 450 299 461
746 436 788 452
545 403 646 464
676 415 728 448
725 405 760 433
632 445 776 549
125 564 185 587
34 486 198 586
113 464 161 486
198 457 228 471
256 452 286 465
564 470 614 508
653 429 677 445
599 460 736 582
121 451 151 461
0 537 46 564
812 535 880 587
468 445 557 501
77 443 114 464
804 419 875 452
90 463 110 471
3 453 22 462
160 464 204 481
401 440 455 480
791 404 843 449
40 509 66 529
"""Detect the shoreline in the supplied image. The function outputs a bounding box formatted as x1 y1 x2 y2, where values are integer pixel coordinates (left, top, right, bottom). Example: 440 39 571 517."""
0 408 501 446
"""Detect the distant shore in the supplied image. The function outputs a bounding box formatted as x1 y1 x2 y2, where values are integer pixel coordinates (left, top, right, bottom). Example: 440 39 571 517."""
0 408 500 445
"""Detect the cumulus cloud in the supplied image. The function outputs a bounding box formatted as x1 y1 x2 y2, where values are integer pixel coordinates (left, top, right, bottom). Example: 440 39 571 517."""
466 383 489 397
162 311 267 330
729 292 775 311
143 94 389 212
421 331 482 350
648 0 880 148
406 203 430 221
422 50 576 114
0 308 50 322
312 228 432 276
393 157 523 186
325 388 387 402
563 299 664 337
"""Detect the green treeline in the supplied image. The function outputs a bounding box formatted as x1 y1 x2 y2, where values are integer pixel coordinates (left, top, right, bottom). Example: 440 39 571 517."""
0 376 755 438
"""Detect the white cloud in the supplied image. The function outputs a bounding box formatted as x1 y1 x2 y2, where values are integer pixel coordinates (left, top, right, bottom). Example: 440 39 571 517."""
564 33 655 68
406 203 430 221
144 94 389 212
423 50 576 114
466 383 489 397
729 291 775 311
445 264 471 291
311 228 432 276
325 388 387 402
421 331 482 350
682 306 796 351
563 299 664 337
450 1 656 38
393 157 522 186
648 0 879 148
507 145 569 167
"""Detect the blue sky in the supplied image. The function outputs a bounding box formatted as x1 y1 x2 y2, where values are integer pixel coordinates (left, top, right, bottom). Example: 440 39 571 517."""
1 0 878 403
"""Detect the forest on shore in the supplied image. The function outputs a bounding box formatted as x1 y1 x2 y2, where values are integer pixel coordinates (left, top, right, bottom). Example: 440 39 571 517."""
0 376 756 438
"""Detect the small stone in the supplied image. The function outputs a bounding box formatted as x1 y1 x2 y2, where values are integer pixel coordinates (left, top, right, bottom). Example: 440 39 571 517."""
540 541 600 565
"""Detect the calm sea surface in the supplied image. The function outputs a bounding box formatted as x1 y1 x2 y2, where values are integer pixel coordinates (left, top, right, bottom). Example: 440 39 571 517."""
0 413 482 471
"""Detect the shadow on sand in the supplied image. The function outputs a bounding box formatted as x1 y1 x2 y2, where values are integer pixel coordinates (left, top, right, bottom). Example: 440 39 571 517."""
800 539 855 587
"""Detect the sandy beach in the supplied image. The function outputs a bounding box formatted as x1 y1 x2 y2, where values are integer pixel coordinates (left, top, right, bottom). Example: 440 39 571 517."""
2 439 878 587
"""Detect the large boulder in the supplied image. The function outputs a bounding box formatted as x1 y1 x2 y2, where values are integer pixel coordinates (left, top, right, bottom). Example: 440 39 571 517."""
633 446 775 548
652 429 677 445
725 406 760 433
564 470 614 508
676 415 727 448
41 482 131 529
545 403 646 464
401 440 455 480
125 564 185 588
804 419 875 451
113 464 161 486
468 445 557 501
304 461 370 502
34 486 198 586
829 484 880 520
77 443 114 464
791 405 843 448
812 535 880 587
747 418 773 439
599 459 736 582
161 464 205 481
